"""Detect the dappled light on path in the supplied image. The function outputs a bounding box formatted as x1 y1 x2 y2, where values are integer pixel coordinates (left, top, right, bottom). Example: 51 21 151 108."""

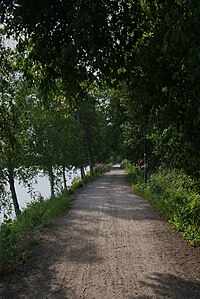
0 167 199 298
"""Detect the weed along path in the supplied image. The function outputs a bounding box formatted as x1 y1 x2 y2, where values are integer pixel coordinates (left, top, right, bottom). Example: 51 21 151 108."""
0 167 200 299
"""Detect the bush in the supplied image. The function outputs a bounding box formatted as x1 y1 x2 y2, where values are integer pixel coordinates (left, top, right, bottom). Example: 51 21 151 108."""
68 163 112 195
69 177 84 193
120 159 128 169
126 162 144 185
0 194 71 275
93 163 112 175
126 164 200 246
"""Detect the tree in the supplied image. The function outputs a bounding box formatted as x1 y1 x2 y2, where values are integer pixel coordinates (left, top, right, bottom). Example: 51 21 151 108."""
0 39 32 216
50 106 86 189
3 0 200 178
77 94 114 171
1 0 145 91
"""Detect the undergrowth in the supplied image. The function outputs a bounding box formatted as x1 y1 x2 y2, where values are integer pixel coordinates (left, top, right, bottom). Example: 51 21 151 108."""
68 162 112 194
0 193 71 275
126 163 200 246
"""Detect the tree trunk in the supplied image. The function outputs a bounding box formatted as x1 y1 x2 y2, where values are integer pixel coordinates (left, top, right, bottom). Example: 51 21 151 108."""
8 165 21 217
62 165 67 190
80 166 85 180
48 166 55 197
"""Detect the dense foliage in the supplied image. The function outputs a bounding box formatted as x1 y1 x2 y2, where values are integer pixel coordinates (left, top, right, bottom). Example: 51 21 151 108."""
0 0 200 250
109 1 200 178
2 0 200 176
1 0 144 89
126 163 200 246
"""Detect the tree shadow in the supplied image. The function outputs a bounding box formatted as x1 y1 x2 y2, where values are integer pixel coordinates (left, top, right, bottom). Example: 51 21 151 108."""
71 171 162 222
1 169 197 298
127 272 200 299
0 214 103 298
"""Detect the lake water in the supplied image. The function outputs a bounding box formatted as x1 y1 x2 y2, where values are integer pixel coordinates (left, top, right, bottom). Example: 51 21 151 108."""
15 168 82 208
0 167 89 222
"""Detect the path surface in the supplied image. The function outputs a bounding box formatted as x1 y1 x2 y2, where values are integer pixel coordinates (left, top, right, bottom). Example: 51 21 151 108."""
0 167 200 299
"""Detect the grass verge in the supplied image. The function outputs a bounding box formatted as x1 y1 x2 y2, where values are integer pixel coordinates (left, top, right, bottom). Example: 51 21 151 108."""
0 163 112 276
0 193 71 276
68 163 112 194
126 163 200 246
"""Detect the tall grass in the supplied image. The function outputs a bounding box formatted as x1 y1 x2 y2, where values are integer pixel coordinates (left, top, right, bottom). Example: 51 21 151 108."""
0 194 71 275
126 163 200 246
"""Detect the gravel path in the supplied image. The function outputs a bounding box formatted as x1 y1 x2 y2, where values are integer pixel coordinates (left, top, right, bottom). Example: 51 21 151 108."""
0 167 200 299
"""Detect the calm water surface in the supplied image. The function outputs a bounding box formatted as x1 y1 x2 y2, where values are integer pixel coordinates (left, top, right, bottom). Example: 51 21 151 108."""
1 167 88 222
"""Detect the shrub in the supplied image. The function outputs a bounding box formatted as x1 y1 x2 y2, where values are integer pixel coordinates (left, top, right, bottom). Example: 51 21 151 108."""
126 164 200 246
126 162 144 185
120 159 128 169
69 177 84 193
93 163 112 175
68 163 112 195
0 194 71 275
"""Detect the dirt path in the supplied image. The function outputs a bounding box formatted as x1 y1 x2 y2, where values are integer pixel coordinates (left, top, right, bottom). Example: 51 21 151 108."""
0 167 200 299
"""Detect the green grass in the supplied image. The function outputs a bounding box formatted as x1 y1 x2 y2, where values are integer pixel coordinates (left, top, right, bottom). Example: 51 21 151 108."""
0 193 71 275
68 173 93 194
0 163 111 276
126 163 200 246
68 163 112 194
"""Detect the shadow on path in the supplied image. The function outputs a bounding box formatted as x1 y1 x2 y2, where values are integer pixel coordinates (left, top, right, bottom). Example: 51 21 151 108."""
0 167 199 299
72 168 161 222
128 272 200 299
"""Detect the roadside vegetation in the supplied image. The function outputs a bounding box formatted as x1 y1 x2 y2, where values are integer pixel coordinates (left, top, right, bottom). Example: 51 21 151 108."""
0 193 70 275
68 163 112 194
126 162 200 246
0 163 111 276
1 0 200 273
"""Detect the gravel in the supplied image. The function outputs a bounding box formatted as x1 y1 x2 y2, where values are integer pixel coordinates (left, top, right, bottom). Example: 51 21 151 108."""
0 167 199 299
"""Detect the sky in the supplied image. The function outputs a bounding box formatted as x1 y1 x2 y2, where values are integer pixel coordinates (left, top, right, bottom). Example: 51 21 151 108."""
0 23 17 49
